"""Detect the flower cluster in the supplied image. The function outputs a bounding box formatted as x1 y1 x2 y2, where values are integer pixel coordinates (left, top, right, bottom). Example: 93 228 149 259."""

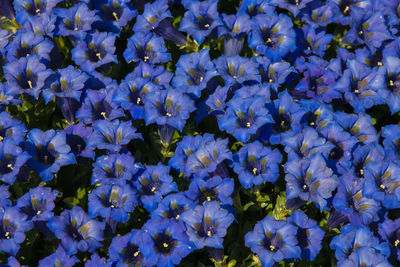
0 0 399 266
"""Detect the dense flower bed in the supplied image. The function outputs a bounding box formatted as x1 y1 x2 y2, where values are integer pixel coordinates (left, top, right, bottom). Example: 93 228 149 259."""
0 0 400 266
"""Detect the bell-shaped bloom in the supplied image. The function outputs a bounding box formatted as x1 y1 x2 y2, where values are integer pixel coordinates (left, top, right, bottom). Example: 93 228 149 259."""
64 122 94 159
248 14 296 60
91 153 141 185
140 218 193 267
181 201 235 249
152 193 195 221
76 88 124 124
0 81 21 107
237 0 273 18
38 246 78 267
334 59 381 112
109 229 152 267
283 127 333 161
5 30 54 62
133 0 171 32
334 111 378 144
55 3 100 40
300 25 334 57
88 183 139 223
245 215 300 267
285 155 338 211
133 163 178 212
0 185 11 208
47 206 105 255
333 178 381 226
87 119 142 153
144 89 195 132
341 246 392 267
354 47 383 70
370 56 400 114
297 100 335 131
382 124 400 162
124 31 170 64
85 253 111 267
13 0 62 24
205 85 230 116
43 65 88 104
94 0 137 32
330 224 390 266
363 161 400 209
218 96 273 143
172 48 217 99
184 134 232 179
4 56 53 99
71 31 117 73
231 141 282 189
262 90 305 145
25 129 76 181
22 13 57 37
132 62 173 87
0 111 27 145
378 217 400 261
0 206 33 255
185 176 234 205
214 55 260 86
287 210 325 261
16 185 58 222
179 0 222 45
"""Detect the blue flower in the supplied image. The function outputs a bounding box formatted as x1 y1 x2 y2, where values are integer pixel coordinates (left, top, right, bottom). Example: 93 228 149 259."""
205 85 230 116
25 129 76 181
270 0 314 17
218 96 273 143
16 185 58 222
334 111 378 144
47 206 105 255
172 48 217 99
248 13 296 60
144 88 195 132
214 55 260 86
245 215 300 267
109 229 152 267
330 224 390 265
237 0 272 18
132 62 173 87
13 0 61 24
22 13 57 37
300 25 333 57
283 127 333 161
94 0 137 32
0 82 21 107
378 218 400 261
133 0 171 32
87 119 142 153
341 246 392 267
152 192 195 221
179 0 222 45
4 56 53 99
181 201 235 249
141 218 193 267
5 29 54 63
0 206 32 255
185 176 234 205
231 141 282 189
285 155 338 211
254 56 294 92
91 153 141 185
0 111 27 145
88 183 138 223
43 65 89 104
133 163 178 212
297 99 334 130
85 253 111 267
76 88 124 124
382 124 400 162
0 185 11 208
124 31 170 64
55 3 100 40
287 210 325 261
38 246 78 267
64 122 94 159
71 31 117 73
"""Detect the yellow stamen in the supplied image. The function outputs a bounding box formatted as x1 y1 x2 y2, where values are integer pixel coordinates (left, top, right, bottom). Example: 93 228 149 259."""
166 113 172 117
380 184 385 190
269 245 275 251
295 0 299 6
110 204 115 208
390 80 394 86
246 122 251 128
100 112 107 119
112 12 119 21
252 168 257 175
200 76 204 82
360 169 364 175
233 75 237 79
206 196 211 201
129 59 135 63
96 53 102 61
344 6 350 14
74 27 78 31
151 186 156 192
28 80 33 88
204 24 210 28
359 30 363 35
310 122 315 126
354 89 359 94
0 136 4 141
144 56 149 62
175 214 180 219
134 251 140 257
303 184 307 190
137 97 141 105
36 9 41 14
36 210 41 215
163 242 169 248
7 164 13 170
207 231 212 237
395 240 400 247
377 62 383 66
